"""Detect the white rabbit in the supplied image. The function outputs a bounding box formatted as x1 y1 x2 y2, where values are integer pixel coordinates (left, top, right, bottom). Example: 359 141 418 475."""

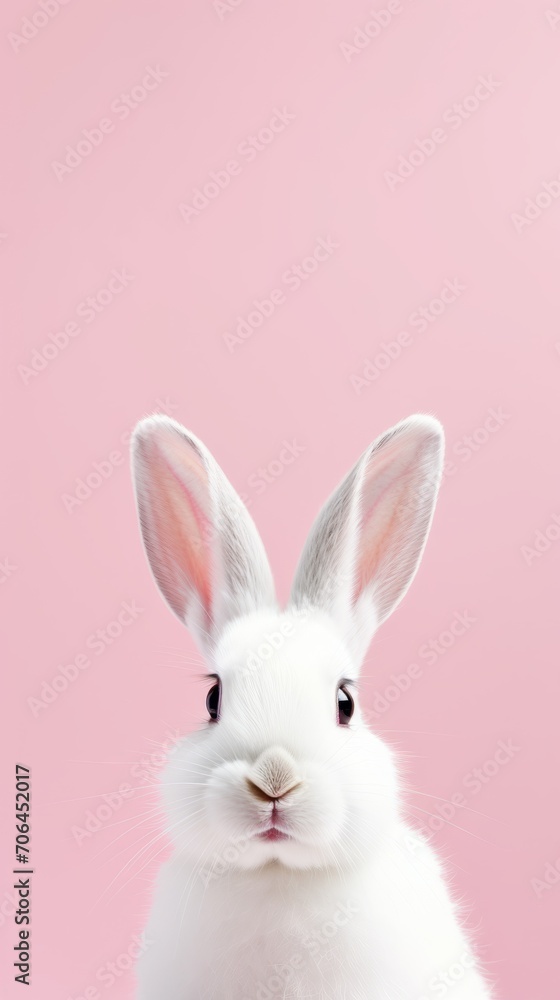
131 413 495 1000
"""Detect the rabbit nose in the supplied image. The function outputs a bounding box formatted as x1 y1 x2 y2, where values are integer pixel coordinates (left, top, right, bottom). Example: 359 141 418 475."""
245 777 303 802
246 746 302 802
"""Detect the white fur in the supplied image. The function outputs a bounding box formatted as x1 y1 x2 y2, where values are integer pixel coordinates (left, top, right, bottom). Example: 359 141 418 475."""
131 414 495 1000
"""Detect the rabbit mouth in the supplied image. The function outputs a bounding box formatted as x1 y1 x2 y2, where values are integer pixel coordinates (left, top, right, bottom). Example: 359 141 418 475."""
255 826 292 842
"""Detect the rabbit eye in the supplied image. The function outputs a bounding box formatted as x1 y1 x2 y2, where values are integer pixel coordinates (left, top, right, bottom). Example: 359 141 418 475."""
337 684 354 725
206 680 221 722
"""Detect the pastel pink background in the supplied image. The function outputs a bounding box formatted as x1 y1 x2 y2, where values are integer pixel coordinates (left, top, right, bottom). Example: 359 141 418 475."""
1 0 559 996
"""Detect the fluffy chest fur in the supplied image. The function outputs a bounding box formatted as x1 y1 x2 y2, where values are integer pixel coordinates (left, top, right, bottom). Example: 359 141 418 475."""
136 828 492 1000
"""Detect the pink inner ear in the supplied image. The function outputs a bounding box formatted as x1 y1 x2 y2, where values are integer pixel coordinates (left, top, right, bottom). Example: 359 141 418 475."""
353 439 418 601
144 436 213 618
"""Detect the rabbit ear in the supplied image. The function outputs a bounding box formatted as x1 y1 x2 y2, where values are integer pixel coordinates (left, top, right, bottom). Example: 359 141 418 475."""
131 416 276 654
290 415 444 661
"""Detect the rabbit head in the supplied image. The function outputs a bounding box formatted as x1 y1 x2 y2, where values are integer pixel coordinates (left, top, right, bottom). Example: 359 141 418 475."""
131 414 443 875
